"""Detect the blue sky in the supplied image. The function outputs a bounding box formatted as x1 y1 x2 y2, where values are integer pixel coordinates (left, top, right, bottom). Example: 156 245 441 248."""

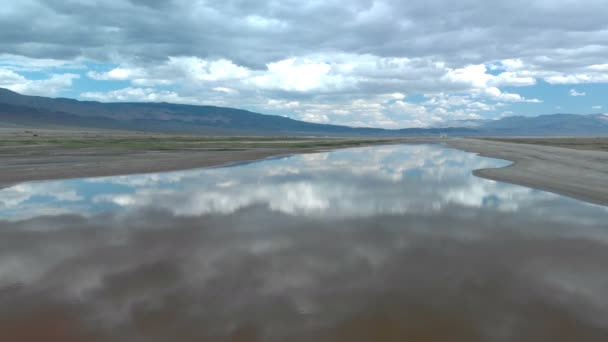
1 0 607 128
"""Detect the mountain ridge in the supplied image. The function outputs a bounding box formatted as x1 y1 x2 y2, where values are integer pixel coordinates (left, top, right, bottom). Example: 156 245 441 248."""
1 88 607 136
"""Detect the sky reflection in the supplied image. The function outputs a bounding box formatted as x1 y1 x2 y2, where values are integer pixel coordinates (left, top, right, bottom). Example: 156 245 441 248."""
1 144 607 341
1 144 606 224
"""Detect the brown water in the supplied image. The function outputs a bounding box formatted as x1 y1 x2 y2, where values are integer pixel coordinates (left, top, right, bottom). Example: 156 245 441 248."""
1 144 607 341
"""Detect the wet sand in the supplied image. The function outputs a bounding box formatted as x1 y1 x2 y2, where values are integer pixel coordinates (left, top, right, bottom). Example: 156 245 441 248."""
0 147 299 188
0 128 422 188
2 129 608 206
449 138 608 206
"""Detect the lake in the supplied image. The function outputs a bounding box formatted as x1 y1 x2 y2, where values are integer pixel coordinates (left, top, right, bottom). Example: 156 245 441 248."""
1 143 607 341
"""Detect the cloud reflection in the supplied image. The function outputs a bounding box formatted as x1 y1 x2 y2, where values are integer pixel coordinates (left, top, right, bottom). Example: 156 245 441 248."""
1 144 608 340
0 144 605 223
1 207 608 341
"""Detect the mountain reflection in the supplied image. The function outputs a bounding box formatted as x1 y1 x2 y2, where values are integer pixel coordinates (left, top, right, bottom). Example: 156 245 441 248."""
1 144 608 341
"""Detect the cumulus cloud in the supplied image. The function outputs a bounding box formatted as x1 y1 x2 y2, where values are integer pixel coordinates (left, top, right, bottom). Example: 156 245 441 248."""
81 87 198 103
0 0 607 126
247 58 351 92
87 67 145 81
73 54 546 127
0 68 79 96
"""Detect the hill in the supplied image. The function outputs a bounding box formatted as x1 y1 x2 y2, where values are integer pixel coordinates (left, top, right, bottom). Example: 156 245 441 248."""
477 113 608 136
1 88 607 136
1 88 471 136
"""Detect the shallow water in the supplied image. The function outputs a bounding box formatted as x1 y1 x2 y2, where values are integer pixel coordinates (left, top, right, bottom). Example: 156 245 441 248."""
1 144 607 341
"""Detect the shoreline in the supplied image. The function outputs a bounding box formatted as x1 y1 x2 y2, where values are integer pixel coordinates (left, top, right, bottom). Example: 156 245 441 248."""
2 134 607 207
0 151 294 190
0 148 297 189
0 138 425 189
448 138 608 206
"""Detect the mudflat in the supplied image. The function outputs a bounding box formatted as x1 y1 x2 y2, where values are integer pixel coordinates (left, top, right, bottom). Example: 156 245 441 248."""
449 138 608 206
0 128 423 187
477 137 608 152
3 128 608 206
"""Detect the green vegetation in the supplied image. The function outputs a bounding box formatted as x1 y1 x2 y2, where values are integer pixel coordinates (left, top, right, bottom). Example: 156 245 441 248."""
482 137 608 152
0 133 404 151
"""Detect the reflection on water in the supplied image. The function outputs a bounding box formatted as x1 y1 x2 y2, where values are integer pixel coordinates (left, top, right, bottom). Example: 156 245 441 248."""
1 144 607 341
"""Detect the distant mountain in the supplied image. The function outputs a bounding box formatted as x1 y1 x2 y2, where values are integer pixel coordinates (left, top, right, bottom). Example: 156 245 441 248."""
476 114 608 136
0 88 473 136
433 113 608 136
1 88 607 136
432 119 491 129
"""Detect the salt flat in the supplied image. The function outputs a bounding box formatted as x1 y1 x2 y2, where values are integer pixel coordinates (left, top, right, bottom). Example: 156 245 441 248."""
449 138 608 206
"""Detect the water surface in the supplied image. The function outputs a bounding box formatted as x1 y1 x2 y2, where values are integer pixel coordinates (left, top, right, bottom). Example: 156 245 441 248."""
1 144 607 341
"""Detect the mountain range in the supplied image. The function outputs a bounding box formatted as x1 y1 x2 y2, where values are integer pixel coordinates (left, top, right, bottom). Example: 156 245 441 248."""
1 88 607 136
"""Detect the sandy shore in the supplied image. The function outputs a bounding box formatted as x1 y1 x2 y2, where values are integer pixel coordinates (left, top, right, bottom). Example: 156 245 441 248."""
449 138 608 206
0 128 428 188
0 147 302 188
2 128 607 206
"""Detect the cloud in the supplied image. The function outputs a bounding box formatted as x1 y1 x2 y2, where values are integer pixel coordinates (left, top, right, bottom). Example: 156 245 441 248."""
546 73 608 85
74 54 546 127
1 1 607 126
1 0 606 68
80 87 198 103
592 105 602 110
570 89 586 96
444 64 540 102
212 87 238 95
0 68 79 96
266 99 300 109
0 54 84 72
247 58 353 92
166 57 250 82
87 67 145 81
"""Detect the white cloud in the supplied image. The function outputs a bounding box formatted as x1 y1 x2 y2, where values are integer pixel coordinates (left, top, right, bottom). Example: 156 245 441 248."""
587 64 608 71
266 99 300 109
592 105 602 110
4 1 608 128
0 54 84 72
444 64 540 102
545 73 608 85
212 87 238 94
81 87 197 103
0 68 23 84
87 67 145 81
569 89 586 96
167 57 250 82
247 58 351 92
498 59 525 71
492 72 536 87
445 64 493 89
386 92 406 100
76 53 553 127
0 68 79 96
301 113 329 123
480 87 542 103
244 15 288 30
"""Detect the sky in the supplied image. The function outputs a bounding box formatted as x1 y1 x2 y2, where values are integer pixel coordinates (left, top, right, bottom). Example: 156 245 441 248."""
0 0 607 128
